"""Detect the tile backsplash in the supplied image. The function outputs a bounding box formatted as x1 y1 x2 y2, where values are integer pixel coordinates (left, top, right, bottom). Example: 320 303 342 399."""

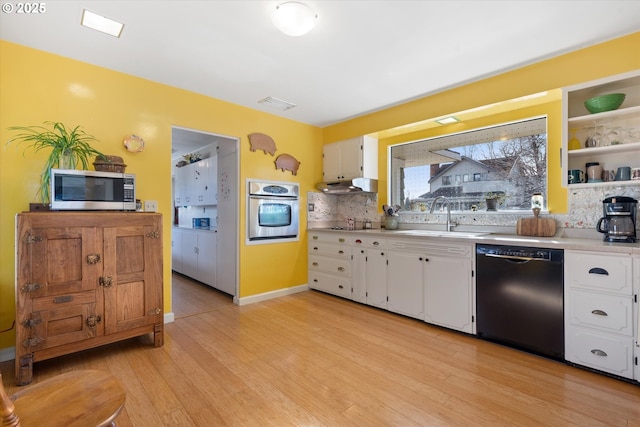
308 185 640 238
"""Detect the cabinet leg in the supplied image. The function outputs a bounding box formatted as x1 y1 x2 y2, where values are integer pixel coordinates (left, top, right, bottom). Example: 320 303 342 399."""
153 324 163 347
16 354 33 386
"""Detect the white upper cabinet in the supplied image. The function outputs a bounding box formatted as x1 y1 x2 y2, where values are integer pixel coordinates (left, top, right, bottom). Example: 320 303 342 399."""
174 157 217 206
562 70 640 188
322 136 378 181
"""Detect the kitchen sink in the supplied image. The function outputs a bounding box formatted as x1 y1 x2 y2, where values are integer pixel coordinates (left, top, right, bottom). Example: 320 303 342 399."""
386 230 491 238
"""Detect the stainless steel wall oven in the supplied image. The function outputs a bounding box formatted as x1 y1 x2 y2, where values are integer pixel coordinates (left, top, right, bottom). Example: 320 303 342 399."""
247 180 299 242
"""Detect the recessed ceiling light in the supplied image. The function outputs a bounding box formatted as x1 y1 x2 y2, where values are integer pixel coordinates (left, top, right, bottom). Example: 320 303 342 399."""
81 10 124 38
435 116 460 125
258 96 297 111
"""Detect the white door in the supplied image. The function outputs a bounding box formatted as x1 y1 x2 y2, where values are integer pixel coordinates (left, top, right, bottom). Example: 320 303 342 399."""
215 143 238 296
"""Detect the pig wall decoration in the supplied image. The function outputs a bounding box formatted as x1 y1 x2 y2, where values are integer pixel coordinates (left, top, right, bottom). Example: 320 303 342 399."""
275 154 301 176
248 132 277 156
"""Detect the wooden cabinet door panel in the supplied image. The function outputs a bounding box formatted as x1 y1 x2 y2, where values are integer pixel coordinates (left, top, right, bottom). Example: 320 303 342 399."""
103 224 163 335
25 227 99 297
27 301 99 352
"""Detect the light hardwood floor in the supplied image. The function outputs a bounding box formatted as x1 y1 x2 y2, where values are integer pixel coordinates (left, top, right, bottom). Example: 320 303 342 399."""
2 275 639 427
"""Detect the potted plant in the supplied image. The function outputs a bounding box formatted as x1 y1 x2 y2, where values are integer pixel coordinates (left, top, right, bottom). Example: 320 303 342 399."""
7 121 106 204
484 192 506 211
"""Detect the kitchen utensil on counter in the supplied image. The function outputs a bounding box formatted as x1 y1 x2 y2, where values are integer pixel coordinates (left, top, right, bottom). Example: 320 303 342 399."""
516 208 556 237
586 162 603 183
615 166 631 181
568 169 584 184
595 196 637 243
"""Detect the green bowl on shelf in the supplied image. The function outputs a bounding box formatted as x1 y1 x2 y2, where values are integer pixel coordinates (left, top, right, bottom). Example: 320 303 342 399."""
584 93 625 114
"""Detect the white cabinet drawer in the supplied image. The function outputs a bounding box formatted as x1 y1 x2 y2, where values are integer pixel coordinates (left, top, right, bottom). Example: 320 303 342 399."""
351 236 386 248
308 271 351 298
565 327 634 379
567 289 634 336
565 251 633 295
308 255 351 277
308 232 350 245
308 242 351 259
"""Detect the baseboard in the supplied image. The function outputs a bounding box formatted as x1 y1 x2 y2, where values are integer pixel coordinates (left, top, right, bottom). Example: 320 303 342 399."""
234 284 308 306
0 346 15 363
164 312 175 324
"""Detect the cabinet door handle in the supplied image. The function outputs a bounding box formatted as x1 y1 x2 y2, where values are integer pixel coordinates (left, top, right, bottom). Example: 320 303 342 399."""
588 267 609 276
86 253 101 265
312 262 319 266
590 349 607 357
85 314 102 328
338 285 344 289
99 276 113 288
373 241 379 246
337 267 345 272
313 247 318 251
591 309 608 316
313 279 318 283
338 250 344 254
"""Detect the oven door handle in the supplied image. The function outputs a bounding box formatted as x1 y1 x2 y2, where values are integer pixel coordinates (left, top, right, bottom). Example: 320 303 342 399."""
249 195 297 200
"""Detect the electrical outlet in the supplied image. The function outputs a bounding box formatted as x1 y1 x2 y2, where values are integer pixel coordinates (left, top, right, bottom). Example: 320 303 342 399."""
308 203 314 212
144 200 158 212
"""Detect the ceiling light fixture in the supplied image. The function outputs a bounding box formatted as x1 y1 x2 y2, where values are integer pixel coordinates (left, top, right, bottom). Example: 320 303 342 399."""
258 96 297 111
272 1 317 36
435 116 460 125
81 10 124 38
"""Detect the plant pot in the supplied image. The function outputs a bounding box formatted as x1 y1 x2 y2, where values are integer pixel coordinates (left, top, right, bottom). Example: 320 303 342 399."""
384 216 399 230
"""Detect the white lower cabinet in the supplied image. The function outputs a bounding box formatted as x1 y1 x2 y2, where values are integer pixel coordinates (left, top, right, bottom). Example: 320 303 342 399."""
307 231 474 334
565 250 637 380
424 255 473 333
386 250 424 319
351 236 388 309
365 249 388 310
386 240 473 330
175 228 217 288
308 232 352 298
172 227 183 273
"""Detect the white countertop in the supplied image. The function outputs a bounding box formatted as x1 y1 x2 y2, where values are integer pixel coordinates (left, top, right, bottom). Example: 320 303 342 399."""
308 227 640 254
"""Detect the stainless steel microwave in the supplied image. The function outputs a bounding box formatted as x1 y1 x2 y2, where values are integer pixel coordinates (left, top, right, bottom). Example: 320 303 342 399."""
50 168 136 211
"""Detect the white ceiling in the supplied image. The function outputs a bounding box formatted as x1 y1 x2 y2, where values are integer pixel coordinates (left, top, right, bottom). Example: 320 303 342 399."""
1 1 640 130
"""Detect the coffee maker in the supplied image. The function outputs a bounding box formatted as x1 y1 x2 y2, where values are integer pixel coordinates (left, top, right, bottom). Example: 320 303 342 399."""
596 196 637 243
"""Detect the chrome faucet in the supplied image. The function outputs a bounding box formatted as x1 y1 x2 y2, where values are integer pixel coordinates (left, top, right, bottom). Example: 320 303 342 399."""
430 196 457 232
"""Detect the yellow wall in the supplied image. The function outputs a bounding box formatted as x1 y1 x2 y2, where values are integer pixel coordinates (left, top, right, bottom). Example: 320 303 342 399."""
323 32 640 212
1 32 639 352
0 41 322 351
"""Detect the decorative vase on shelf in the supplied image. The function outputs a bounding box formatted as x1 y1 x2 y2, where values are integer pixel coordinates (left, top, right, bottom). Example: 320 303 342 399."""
384 216 399 230
568 128 581 150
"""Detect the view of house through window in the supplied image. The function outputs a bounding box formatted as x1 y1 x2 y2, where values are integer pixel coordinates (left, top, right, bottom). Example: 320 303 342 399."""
390 117 547 212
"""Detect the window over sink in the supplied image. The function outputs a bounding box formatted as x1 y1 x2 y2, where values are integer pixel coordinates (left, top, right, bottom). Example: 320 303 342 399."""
389 116 547 212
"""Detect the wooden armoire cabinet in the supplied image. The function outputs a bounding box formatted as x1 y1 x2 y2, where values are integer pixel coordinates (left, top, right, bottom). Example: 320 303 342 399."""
15 212 164 385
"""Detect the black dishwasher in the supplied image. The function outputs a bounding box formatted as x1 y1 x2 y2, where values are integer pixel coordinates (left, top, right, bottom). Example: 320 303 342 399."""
476 244 564 360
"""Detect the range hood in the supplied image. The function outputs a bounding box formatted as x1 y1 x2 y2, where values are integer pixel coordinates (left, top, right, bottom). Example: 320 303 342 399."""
317 178 378 194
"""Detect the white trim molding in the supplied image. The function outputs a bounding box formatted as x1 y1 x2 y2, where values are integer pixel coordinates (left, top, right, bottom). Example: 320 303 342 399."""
234 284 308 306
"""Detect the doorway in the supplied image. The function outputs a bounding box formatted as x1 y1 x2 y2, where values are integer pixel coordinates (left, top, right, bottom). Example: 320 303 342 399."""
170 126 239 311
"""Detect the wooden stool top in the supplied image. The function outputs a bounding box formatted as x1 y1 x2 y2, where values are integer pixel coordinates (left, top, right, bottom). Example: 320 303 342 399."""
8 369 125 427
